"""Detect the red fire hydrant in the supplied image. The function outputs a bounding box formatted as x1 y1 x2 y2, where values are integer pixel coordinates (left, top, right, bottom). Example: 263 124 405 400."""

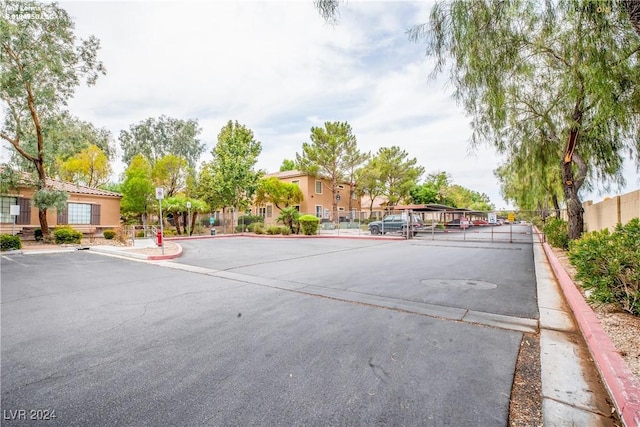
157 230 163 246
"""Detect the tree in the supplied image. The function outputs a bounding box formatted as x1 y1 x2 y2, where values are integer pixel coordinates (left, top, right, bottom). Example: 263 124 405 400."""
59 144 111 188
255 176 304 210
408 0 640 239
356 163 386 217
164 196 208 235
1 1 106 237
447 185 494 211
410 171 453 205
119 115 205 168
342 141 370 218
120 154 154 224
371 146 424 209
279 159 296 172
151 154 189 197
296 121 358 224
8 112 114 176
198 120 262 230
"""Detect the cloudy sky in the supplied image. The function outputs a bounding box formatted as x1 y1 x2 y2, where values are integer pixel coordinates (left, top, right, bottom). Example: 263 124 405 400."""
57 0 638 210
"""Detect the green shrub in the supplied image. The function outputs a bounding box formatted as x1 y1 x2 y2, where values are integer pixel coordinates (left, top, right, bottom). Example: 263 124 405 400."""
136 230 145 238
299 214 320 235
280 226 291 235
568 218 640 316
163 229 176 237
266 225 281 235
254 224 265 234
103 229 116 239
543 217 569 249
0 234 22 251
34 228 43 241
235 224 247 233
239 215 264 227
53 227 83 244
247 222 265 233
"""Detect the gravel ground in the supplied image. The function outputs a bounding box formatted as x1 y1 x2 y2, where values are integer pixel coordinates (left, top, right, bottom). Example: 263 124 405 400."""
551 247 640 381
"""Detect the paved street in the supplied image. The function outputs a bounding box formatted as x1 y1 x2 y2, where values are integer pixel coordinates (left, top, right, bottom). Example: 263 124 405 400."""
1 236 538 426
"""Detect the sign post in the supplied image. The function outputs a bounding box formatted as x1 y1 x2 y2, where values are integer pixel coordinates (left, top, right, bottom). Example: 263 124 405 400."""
155 187 165 255
186 201 191 237
10 205 20 236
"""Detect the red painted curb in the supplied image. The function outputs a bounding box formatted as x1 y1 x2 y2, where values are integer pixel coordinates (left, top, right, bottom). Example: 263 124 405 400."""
537 230 640 426
147 243 183 261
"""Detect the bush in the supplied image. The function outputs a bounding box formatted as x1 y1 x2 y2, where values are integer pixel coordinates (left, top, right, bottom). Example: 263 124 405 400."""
247 222 265 233
280 226 291 235
135 230 145 238
265 225 281 235
0 234 22 251
299 214 320 235
34 228 43 241
568 218 640 316
239 215 264 227
103 229 116 239
53 227 83 244
543 217 569 249
254 224 265 234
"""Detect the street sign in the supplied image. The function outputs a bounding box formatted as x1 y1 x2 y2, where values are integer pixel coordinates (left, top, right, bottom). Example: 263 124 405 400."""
209 217 214 225
508 213 516 223
186 201 191 209
155 187 164 200
488 212 497 224
9 205 20 216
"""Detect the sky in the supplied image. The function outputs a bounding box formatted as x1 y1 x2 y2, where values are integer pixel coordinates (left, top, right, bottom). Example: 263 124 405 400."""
41 1 640 209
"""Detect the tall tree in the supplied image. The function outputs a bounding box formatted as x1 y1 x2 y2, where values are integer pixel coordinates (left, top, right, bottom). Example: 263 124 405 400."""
410 171 453 205
408 0 640 239
120 154 154 225
371 146 424 209
343 141 370 218
355 163 385 218
119 115 205 168
279 159 296 172
58 144 111 188
151 154 189 197
8 112 114 176
296 121 358 224
1 1 105 237
255 176 304 210
197 120 262 229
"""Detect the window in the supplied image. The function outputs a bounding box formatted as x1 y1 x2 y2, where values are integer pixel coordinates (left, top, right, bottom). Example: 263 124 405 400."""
315 180 322 194
0 197 16 223
315 205 323 218
258 207 266 218
291 180 299 186
68 203 92 224
338 185 344 189
266 205 272 218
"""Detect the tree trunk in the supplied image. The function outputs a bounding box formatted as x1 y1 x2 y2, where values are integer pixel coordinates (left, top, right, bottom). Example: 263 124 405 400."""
38 208 50 241
552 194 561 218
175 214 182 235
190 213 197 236
182 212 189 235
561 153 587 240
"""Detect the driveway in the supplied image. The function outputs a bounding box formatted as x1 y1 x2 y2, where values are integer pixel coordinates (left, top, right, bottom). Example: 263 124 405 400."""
1 237 537 426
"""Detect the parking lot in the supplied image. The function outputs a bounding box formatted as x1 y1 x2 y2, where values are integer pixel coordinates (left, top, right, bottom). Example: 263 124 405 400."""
2 236 538 426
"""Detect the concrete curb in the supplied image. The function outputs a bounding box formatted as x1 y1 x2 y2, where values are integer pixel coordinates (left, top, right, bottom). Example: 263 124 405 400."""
147 243 183 260
538 232 640 426
166 233 404 242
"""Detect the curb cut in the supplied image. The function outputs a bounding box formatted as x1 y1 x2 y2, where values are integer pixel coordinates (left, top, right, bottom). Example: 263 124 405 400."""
539 236 640 426
147 243 183 260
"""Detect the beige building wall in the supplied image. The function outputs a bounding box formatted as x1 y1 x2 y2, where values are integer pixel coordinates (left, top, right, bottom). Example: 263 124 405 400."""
253 171 361 225
1 184 122 235
583 189 640 232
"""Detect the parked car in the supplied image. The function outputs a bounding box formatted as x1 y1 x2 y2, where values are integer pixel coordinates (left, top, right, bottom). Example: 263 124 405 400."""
368 214 424 236
445 218 472 228
472 219 488 226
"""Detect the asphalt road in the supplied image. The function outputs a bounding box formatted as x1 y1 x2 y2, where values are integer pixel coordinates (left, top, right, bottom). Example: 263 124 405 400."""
1 233 538 426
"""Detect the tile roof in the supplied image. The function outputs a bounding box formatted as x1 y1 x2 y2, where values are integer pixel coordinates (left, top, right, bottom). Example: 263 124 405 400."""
45 178 122 198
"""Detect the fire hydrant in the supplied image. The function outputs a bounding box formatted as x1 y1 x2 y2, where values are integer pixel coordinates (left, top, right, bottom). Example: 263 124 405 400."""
156 230 163 246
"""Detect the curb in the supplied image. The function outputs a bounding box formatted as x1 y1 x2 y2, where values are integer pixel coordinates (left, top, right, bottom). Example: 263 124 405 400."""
147 243 183 260
166 233 404 242
539 235 640 426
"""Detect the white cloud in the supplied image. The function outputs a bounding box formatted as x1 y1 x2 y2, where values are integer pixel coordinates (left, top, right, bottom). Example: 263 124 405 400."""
57 0 637 210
